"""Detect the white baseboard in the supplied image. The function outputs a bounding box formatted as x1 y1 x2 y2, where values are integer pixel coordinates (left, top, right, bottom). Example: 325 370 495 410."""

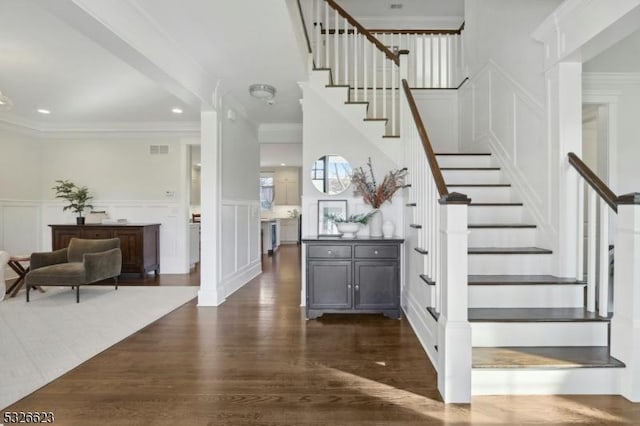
223 260 262 299
403 292 439 373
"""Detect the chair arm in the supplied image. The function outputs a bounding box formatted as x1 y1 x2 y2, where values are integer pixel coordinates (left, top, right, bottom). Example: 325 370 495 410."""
30 248 68 271
83 248 122 283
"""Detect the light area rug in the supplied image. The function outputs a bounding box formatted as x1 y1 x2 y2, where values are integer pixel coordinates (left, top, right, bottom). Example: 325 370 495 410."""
0 285 198 409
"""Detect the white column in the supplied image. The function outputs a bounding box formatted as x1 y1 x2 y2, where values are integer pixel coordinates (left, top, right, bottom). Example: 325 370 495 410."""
546 62 582 277
437 199 471 403
198 109 224 306
610 195 640 402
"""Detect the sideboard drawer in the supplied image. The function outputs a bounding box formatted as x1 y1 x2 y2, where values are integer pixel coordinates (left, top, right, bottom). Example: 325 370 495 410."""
355 244 398 259
307 245 352 259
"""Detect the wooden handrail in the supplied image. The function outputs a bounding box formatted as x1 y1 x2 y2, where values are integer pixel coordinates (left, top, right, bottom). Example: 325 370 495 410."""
296 0 313 54
325 0 399 65
402 79 448 197
568 152 618 212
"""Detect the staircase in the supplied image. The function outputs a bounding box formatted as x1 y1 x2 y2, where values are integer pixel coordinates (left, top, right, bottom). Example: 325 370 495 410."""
298 0 637 402
414 151 625 395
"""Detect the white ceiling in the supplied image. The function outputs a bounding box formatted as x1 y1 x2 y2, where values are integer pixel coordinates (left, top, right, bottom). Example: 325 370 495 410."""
0 0 462 134
584 28 640 72
0 0 307 132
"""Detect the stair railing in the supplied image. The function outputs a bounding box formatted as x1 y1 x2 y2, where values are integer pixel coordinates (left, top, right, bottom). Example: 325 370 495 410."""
569 153 640 400
370 26 466 89
311 0 401 135
569 153 640 317
400 51 471 402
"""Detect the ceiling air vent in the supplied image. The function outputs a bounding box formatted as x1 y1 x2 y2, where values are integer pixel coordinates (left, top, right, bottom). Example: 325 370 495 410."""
149 145 169 155
390 3 403 10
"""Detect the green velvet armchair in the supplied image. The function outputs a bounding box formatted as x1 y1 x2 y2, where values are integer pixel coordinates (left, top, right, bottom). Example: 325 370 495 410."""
26 238 122 303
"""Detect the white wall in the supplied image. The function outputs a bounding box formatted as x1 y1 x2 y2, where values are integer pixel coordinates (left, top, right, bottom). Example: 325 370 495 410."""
584 30 640 73
459 0 563 251
301 84 404 239
0 128 42 259
464 0 562 98
414 90 459 152
219 100 261 297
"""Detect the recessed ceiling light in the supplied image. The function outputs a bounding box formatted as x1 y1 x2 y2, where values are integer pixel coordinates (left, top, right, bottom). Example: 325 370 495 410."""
390 3 403 9
37 108 51 115
280 163 286 166
171 107 183 114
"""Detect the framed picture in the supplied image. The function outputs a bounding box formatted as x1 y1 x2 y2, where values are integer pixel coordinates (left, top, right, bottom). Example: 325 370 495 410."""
318 200 347 236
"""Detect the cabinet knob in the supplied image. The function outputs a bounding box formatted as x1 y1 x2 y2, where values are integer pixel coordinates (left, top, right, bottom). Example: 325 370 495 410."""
327 250 332 255
355 285 359 291
374 250 379 255
347 284 351 289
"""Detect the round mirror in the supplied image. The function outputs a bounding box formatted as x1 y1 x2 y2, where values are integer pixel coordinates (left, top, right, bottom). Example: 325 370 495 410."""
311 155 352 195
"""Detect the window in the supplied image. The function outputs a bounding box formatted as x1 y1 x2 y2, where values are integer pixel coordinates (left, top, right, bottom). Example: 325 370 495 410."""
260 173 274 210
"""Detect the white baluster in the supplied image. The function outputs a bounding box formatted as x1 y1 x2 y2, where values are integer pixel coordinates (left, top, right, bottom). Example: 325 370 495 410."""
333 8 338 83
314 0 320 67
372 37 377 118
599 200 610 317
587 188 597 312
576 178 585 281
325 2 330 70
391 63 396 136
382 34 387 120
353 29 358 101
343 17 348 85
363 36 368 105
429 35 435 88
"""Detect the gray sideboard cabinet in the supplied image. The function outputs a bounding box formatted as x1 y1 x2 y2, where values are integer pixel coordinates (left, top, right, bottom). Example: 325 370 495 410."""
303 238 403 319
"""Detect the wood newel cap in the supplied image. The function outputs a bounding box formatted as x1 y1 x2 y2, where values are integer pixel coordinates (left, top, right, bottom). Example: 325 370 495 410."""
439 192 471 205
618 192 640 205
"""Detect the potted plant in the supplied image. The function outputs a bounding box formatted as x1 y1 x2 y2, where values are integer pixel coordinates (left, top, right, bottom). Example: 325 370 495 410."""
326 212 376 238
52 180 94 225
350 158 407 237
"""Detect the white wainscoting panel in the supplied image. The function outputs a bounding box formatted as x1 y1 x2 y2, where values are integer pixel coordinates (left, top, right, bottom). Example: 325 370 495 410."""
459 61 552 248
220 200 261 299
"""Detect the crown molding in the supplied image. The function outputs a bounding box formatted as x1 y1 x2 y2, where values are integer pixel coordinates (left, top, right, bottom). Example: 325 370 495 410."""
0 115 200 140
583 72 640 89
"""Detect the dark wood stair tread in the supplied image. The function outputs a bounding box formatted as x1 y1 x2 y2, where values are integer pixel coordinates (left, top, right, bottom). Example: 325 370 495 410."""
419 274 435 286
406 202 417 207
409 224 422 229
473 346 625 369
364 117 387 122
383 135 400 138
345 101 369 105
468 308 611 323
468 275 585 286
469 224 536 229
469 247 552 254
414 247 428 255
426 307 439 321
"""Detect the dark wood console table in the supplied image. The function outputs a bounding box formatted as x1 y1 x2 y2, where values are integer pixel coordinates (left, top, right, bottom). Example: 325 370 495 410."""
302 237 403 319
50 223 160 277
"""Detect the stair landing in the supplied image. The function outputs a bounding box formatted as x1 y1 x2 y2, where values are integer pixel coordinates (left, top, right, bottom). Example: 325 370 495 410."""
473 346 625 369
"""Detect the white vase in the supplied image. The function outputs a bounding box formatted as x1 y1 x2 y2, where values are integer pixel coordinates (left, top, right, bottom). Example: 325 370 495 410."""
382 220 394 238
369 210 382 237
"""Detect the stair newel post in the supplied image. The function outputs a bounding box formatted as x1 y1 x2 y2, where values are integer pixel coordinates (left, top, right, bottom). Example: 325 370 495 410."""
437 193 472 403
610 193 640 401
576 177 584 282
587 187 597 311
598 199 610 317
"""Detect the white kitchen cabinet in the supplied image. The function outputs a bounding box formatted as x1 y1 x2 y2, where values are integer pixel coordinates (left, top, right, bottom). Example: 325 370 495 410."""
189 223 200 266
274 168 300 206
279 218 299 243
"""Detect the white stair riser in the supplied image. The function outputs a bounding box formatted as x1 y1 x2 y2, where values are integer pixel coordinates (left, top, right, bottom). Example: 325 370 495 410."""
469 253 552 275
322 86 351 105
472 368 620 396
442 170 503 184
469 285 585 308
436 155 493 168
449 186 514 203
468 206 523 224
468 227 537 247
310 70 331 87
471 322 608 346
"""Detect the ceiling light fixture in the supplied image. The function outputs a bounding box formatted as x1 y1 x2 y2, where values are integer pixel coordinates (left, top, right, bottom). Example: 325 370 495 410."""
171 107 183 114
37 108 51 115
0 90 13 111
280 163 286 166
249 84 276 105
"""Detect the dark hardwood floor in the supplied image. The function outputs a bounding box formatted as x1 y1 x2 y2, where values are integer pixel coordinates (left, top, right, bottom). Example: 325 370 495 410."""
6 246 640 425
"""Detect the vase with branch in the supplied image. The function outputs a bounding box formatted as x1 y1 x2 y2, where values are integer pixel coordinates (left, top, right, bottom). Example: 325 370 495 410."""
350 158 407 237
52 180 94 225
